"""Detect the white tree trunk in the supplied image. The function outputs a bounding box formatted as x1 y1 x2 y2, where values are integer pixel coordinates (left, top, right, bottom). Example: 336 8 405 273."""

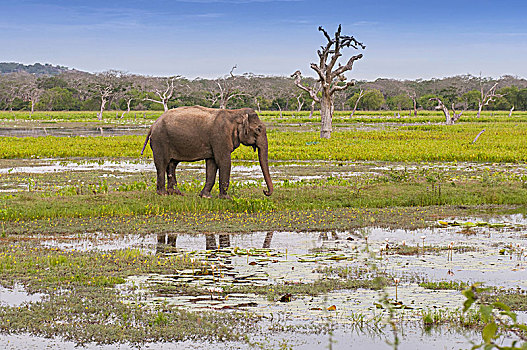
320 92 333 138
309 100 315 118
350 90 364 118
275 102 283 118
121 98 133 118
477 103 483 118
297 100 304 112
98 97 107 120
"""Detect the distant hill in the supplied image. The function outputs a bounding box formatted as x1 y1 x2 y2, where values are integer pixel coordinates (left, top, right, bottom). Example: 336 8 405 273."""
0 62 69 76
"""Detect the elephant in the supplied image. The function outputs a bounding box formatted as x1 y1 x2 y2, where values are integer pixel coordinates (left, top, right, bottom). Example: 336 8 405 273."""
141 106 273 198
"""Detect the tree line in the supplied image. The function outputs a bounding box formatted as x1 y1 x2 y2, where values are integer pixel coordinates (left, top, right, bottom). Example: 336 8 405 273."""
1 64 527 116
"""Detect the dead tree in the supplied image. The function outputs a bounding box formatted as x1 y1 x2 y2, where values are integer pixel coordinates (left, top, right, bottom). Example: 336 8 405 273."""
0 73 24 112
509 105 514 118
350 88 365 117
477 82 503 118
121 97 134 118
11 72 42 117
91 70 126 120
407 92 418 116
295 93 304 112
210 65 247 109
430 97 463 125
293 25 365 138
472 129 486 144
144 76 179 112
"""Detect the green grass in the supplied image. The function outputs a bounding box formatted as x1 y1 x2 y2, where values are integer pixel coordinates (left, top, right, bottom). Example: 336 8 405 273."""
0 243 193 291
1 177 527 222
1 121 525 162
480 290 527 311
419 281 469 290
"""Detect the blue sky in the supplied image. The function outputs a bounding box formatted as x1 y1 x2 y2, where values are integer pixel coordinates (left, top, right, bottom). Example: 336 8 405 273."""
1 0 527 80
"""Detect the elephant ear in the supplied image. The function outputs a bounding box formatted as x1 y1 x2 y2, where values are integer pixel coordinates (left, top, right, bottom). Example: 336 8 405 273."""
242 114 249 136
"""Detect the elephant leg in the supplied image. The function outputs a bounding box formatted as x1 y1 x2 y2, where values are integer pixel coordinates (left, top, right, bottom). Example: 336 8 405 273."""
200 158 217 198
216 156 232 199
155 160 168 195
167 160 183 196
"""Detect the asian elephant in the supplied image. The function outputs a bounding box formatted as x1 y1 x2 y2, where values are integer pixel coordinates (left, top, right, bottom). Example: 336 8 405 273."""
141 106 273 198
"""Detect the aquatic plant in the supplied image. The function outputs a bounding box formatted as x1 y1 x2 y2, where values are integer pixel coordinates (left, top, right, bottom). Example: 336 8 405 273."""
463 284 527 349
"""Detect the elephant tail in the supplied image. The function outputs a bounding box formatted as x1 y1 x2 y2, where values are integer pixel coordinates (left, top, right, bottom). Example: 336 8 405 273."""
141 128 152 155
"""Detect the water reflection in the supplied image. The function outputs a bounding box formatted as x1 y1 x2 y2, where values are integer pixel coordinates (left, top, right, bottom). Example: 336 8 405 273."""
319 232 340 241
156 232 274 252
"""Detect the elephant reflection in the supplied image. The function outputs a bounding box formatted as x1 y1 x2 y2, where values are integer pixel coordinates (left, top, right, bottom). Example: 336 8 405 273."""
319 232 340 241
156 232 275 252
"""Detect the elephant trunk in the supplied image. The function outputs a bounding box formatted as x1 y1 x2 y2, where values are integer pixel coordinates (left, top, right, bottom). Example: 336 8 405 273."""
257 133 273 196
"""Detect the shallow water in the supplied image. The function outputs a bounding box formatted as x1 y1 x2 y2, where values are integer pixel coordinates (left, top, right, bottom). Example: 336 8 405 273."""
0 327 482 350
0 159 156 174
116 224 526 318
2 159 526 196
0 126 148 137
20 221 527 314
0 284 44 307
40 232 158 252
28 222 527 291
4 220 527 349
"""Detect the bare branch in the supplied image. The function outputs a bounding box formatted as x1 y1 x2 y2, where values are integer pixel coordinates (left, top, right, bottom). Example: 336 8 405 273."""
318 26 333 43
310 63 326 82
477 80 504 117
332 54 363 79
330 80 355 95
471 129 486 144
451 103 463 124
291 70 321 102
430 97 463 125
229 65 237 78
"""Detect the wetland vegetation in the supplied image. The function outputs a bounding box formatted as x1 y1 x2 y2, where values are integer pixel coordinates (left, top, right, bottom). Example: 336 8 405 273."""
1 110 526 349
